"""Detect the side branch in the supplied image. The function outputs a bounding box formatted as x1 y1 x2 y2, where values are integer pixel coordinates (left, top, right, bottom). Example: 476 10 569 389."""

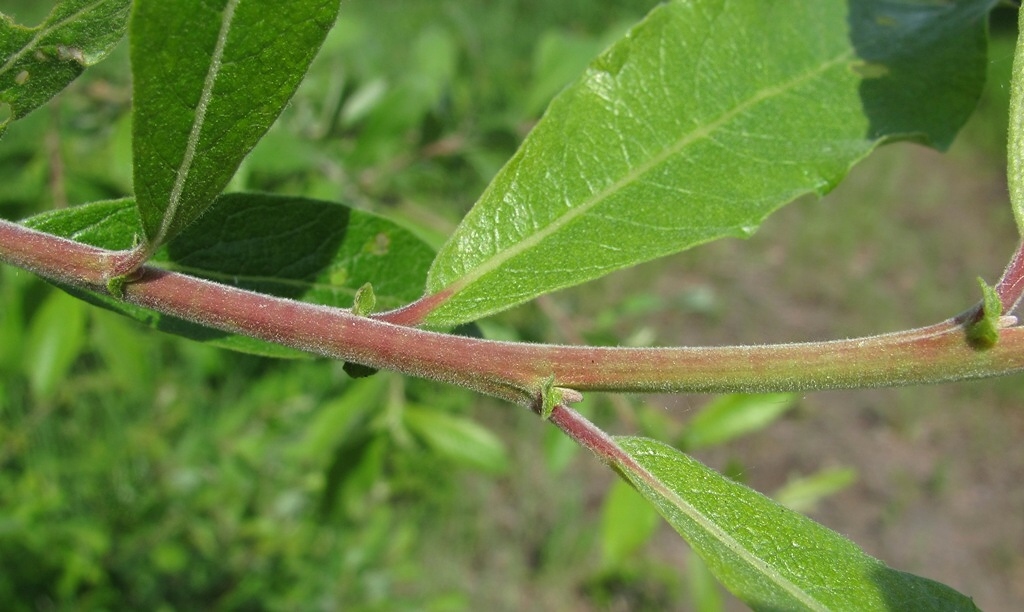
2 219 1024 405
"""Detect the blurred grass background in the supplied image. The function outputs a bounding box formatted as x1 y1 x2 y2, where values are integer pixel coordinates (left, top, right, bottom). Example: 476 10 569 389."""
1 1 1023 610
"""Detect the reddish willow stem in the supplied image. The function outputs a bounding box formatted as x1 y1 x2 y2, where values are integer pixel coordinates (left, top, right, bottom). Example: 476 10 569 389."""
546 404 680 513
996 239 1024 314
548 404 634 469
2 219 1024 409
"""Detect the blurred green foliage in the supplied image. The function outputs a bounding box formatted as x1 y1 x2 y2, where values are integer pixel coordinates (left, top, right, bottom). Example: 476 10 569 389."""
1 282 497 608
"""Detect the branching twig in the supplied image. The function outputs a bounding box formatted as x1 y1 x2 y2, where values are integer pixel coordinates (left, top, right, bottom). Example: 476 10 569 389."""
2 219 1023 411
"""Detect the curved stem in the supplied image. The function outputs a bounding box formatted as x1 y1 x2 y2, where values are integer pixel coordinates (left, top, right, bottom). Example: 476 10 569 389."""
996 239 1024 315
548 404 631 467
2 219 1023 408
373 290 452 326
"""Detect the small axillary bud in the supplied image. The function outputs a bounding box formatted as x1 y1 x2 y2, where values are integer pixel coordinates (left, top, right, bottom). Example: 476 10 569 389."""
342 283 382 379
351 282 376 316
538 374 583 420
965 278 1003 350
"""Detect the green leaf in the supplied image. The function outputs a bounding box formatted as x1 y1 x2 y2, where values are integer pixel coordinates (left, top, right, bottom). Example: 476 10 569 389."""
293 375 387 463
1008 5 1024 235
347 25 458 166
332 434 389 521
773 467 858 514
0 0 130 138
599 478 661 571
130 0 340 249
686 551 725 612
614 436 979 610
524 23 632 119
22 194 435 357
420 0 993 326
679 393 798 451
0 265 31 374
24 289 88 400
89 307 154 393
403 406 509 475
524 30 607 119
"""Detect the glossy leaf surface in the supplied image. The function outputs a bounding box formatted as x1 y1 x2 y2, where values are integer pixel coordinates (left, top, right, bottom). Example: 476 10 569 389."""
0 0 130 138
130 0 340 248
421 0 993 326
614 436 979 610
23 194 434 357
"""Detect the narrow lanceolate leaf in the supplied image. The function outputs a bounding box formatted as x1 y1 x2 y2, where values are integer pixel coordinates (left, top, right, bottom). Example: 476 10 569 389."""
22 194 434 357
1008 6 1024 235
130 0 340 249
615 437 979 611
773 467 858 514
24 289 88 400
419 0 993 326
0 0 130 138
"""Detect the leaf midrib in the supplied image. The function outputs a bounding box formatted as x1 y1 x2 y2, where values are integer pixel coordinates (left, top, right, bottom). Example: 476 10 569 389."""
625 442 829 611
434 50 852 302
150 0 241 247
